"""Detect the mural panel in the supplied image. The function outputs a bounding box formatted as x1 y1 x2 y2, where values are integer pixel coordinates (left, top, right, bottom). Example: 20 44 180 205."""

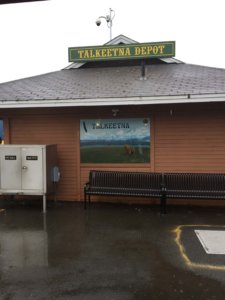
80 118 150 163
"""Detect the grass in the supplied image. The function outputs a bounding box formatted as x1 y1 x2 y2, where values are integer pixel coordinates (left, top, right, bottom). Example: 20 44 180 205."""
80 146 150 163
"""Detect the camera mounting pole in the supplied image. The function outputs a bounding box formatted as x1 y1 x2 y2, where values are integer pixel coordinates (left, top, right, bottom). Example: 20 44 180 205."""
96 8 115 40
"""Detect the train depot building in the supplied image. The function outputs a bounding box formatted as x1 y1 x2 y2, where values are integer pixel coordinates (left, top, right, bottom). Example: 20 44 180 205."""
1 35 225 207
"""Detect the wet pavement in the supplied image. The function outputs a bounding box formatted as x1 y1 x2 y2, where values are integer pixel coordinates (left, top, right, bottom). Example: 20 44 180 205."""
1 201 225 299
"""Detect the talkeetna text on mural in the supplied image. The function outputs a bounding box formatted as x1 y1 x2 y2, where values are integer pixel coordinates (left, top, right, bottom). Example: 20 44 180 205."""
69 41 175 62
92 122 130 130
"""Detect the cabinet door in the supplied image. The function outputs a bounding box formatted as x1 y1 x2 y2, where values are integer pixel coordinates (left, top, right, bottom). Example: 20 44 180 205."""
0 147 21 190
21 147 43 191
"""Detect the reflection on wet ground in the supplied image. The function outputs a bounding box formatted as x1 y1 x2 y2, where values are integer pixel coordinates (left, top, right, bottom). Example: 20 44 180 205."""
1 201 225 299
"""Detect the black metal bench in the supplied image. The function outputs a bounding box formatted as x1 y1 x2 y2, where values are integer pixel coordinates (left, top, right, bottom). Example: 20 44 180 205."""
84 170 164 211
84 171 225 213
162 173 225 213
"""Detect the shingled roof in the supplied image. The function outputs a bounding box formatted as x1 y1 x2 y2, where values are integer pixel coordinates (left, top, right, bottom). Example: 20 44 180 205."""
1 35 225 108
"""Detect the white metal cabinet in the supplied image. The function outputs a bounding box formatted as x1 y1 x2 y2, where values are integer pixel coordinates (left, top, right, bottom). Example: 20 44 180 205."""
0 146 21 190
21 147 43 191
0 145 58 212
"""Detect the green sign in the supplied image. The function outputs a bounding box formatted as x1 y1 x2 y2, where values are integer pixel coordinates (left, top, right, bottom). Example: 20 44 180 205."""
68 41 175 62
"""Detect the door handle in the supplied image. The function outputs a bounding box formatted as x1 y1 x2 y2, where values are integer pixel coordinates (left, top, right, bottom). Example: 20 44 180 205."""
22 166 28 170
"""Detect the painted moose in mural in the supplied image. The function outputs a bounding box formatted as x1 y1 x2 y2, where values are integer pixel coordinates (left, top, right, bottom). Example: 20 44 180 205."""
124 144 135 155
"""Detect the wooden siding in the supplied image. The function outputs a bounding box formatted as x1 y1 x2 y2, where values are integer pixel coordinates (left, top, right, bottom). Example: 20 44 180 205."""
1 103 225 206
2 109 80 201
154 107 225 172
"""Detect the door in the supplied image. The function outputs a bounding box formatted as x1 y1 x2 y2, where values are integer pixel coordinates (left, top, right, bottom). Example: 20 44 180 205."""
21 147 43 191
0 147 22 190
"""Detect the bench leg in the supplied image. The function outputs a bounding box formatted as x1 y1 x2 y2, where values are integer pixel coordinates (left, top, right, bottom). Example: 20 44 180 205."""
160 194 167 214
84 193 91 210
88 194 91 207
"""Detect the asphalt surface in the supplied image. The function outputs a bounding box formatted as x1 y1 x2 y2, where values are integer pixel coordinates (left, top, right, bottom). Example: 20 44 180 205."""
1 200 225 299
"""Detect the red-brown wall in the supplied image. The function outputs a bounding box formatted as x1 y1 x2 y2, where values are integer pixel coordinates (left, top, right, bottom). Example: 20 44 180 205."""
154 104 225 173
1 102 225 205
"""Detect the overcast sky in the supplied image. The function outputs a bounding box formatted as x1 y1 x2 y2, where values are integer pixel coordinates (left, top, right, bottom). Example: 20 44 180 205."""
0 0 225 83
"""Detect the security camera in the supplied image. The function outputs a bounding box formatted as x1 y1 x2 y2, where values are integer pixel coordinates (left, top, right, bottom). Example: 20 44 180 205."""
96 18 101 26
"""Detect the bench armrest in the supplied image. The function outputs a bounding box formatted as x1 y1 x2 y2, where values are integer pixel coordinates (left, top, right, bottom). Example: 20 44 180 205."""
84 181 90 191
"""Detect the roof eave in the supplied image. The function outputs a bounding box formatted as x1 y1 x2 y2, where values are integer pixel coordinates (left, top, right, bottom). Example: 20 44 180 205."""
1 94 225 108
